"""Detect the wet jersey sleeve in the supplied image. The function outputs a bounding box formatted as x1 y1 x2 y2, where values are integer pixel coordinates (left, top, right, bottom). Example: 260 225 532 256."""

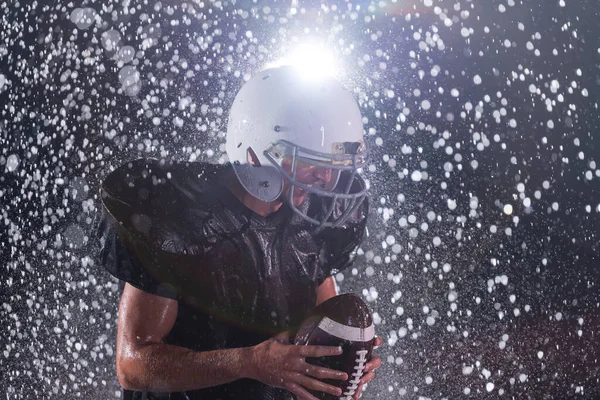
96 158 183 299
97 209 178 299
317 196 369 282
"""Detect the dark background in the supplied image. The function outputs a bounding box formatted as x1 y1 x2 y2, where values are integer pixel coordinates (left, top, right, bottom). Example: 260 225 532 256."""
1 0 599 398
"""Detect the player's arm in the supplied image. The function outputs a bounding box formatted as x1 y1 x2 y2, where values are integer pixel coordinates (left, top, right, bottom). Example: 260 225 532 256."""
116 283 253 392
316 276 337 305
116 283 346 398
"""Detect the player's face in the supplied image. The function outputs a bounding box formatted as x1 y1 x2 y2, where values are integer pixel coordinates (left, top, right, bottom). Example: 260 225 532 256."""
280 157 335 204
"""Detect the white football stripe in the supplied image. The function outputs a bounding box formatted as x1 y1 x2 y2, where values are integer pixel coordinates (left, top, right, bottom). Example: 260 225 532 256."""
317 317 375 342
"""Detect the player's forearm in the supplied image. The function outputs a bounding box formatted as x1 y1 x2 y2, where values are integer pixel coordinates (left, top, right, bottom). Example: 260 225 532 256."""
316 276 338 305
119 342 253 392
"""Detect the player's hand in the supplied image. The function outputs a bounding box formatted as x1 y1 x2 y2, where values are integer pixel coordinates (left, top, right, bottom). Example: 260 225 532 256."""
250 330 349 400
352 336 383 400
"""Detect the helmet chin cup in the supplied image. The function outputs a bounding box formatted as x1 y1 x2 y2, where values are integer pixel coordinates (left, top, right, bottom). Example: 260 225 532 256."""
230 162 283 202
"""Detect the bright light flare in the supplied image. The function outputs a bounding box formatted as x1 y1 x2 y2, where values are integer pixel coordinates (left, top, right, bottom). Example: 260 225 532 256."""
267 42 341 80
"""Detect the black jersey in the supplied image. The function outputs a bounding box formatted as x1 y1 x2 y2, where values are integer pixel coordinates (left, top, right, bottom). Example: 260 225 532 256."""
96 158 368 400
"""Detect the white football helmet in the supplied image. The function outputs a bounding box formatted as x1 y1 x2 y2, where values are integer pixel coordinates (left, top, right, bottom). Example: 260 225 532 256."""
225 65 369 228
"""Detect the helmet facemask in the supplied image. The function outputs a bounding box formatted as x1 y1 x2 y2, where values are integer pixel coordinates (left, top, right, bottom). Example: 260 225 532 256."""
264 138 369 231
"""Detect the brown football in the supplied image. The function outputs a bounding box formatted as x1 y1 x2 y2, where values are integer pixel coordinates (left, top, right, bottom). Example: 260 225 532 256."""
292 293 375 400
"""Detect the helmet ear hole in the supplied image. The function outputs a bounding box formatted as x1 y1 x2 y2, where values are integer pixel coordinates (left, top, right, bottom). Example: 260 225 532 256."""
246 147 262 167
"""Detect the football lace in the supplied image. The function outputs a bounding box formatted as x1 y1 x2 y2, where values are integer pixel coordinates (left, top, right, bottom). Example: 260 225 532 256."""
340 349 368 399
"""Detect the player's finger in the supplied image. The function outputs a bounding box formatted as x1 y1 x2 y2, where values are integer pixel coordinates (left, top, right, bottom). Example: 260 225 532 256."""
284 381 319 400
292 372 343 397
301 362 349 381
273 330 292 343
363 355 382 373
360 371 375 385
297 345 343 358
353 385 363 400
374 336 383 347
